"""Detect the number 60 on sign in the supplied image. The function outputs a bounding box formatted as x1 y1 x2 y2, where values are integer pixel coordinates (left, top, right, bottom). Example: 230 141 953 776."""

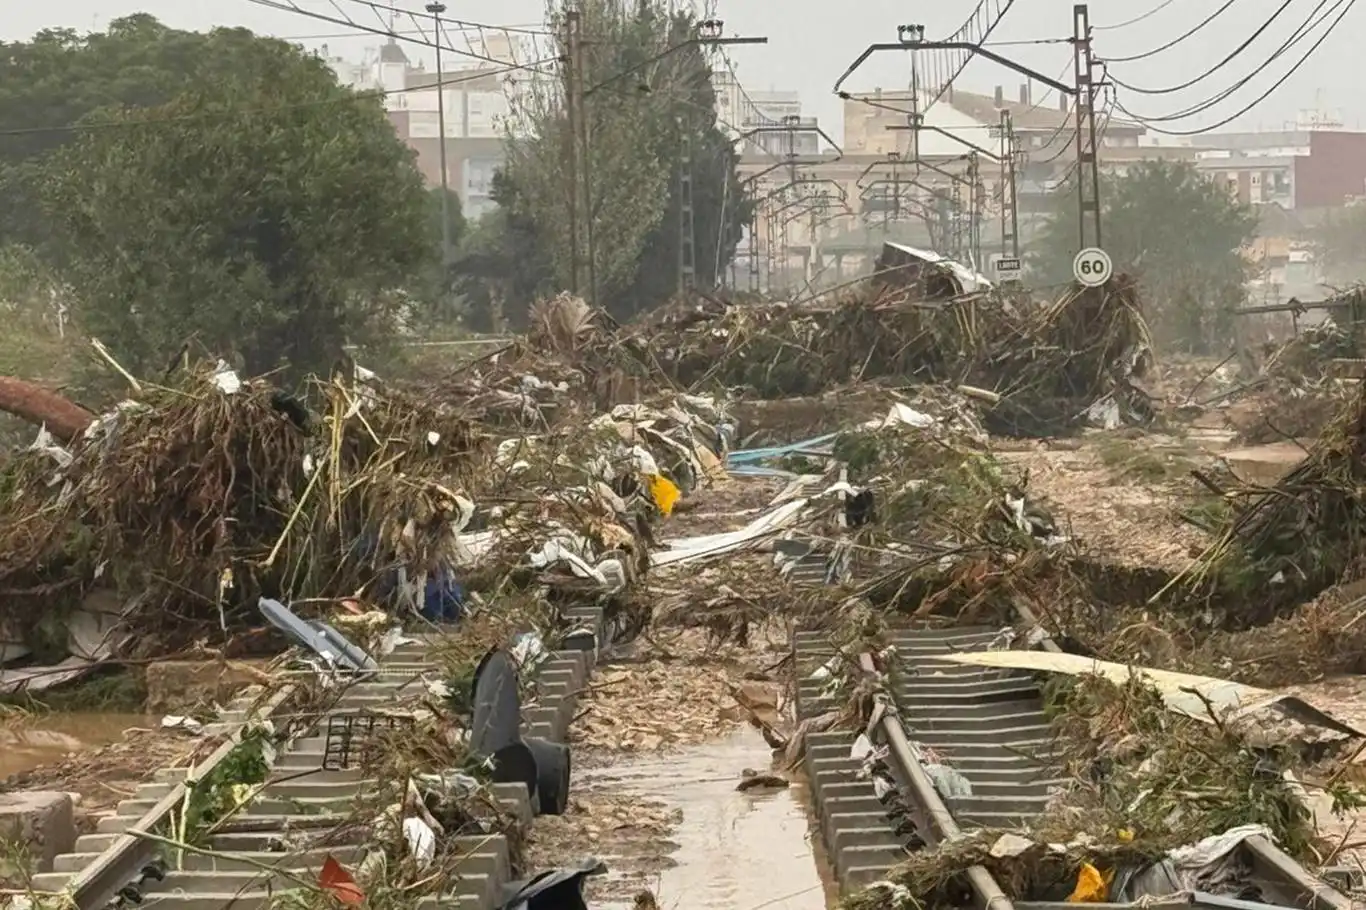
1072 247 1112 287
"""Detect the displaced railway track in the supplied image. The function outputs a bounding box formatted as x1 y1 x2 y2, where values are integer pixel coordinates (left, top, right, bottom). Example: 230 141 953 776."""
36 606 602 910
795 625 1356 910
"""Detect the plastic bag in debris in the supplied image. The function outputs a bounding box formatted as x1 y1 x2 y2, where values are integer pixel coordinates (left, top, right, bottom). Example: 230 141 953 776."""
1085 395 1122 431
211 360 242 395
403 816 437 869
1068 861 1112 902
896 732 974 799
1113 824 1274 900
530 536 627 593
648 473 680 515
511 632 547 673
924 761 973 799
27 425 72 470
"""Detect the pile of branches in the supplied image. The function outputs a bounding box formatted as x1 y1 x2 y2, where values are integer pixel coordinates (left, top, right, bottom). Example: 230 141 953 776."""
421 294 666 430
824 419 1070 625
1045 673 1315 857
624 277 1151 437
1190 379 1366 625
0 365 485 654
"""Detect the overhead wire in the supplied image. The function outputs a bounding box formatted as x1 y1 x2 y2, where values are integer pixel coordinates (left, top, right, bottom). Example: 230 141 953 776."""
1107 0 1305 95
1100 0 1238 63
1112 0 1355 133
1094 0 1180 30
242 0 558 73
1111 0 1340 120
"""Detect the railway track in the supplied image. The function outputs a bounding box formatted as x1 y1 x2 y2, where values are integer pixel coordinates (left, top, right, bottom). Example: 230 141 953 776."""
34 605 602 910
795 624 1357 910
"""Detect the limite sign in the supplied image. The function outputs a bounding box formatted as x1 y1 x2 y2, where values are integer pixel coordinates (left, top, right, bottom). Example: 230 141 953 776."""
991 255 1022 280
1072 247 1112 287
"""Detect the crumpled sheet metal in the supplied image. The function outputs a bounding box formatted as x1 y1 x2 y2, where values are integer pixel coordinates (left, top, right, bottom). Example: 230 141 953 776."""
935 650 1364 745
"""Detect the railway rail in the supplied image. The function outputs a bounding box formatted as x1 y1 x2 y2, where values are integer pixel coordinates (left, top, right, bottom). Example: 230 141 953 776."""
34 605 602 910
795 624 1357 910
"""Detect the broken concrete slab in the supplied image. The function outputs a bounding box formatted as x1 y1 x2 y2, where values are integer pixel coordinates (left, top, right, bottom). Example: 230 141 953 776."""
0 791 76 873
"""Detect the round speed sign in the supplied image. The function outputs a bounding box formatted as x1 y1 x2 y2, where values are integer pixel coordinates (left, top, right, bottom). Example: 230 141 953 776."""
1072 247 1112 287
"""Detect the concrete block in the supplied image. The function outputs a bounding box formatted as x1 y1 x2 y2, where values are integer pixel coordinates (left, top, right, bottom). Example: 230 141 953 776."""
144 660 272 713
0 791 76 873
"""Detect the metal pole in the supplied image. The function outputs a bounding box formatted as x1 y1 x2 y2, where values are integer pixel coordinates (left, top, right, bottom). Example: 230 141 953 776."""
1072 3 1103 249
563 10 581 294
678 117 696 293
426 1 450 268
999 110 1019 259
572 10 596 304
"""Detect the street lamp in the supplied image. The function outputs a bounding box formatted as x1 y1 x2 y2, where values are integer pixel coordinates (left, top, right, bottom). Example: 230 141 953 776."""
426 1 451 268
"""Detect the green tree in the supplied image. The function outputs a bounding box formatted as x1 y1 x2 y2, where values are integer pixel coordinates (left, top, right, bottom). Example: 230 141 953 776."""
492 0 751 321
1313 206 1366 283
0 16 322 251
35 34 432 377
1031 160 1256 352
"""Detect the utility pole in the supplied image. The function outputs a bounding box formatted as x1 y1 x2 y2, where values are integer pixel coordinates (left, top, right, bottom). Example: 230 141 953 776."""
678 120 696 292
563 9 582 295
426 1 450 269
999 109 1020 258
754 204 764 291
1073 3 1103 249
967 152 982 268
570 12 595 303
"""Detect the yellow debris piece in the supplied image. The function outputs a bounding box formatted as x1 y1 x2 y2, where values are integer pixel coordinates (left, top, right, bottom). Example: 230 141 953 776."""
1067 862 1112 903
648 473 680 516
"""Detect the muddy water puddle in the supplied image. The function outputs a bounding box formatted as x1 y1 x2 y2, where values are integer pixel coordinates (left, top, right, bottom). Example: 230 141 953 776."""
0 713 152 778
584 727 837 910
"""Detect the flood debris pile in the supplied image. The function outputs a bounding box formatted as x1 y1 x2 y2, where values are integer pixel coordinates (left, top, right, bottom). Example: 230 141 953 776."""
0 365 487 656
631 276 1152 438
843 671 1353 910
1045 674 1316 856
1194 379 1366 623
1226 309 1364 444
796 407 1070 628
0 344 731 671
423 294 662 430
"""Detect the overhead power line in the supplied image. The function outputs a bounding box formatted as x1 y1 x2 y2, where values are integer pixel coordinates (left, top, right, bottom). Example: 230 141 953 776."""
1094 0 1180 30
1100 0 1238 63
1106 0 1301 94
1113 0 1349 125
1114 0 1357 135
243 0 557 72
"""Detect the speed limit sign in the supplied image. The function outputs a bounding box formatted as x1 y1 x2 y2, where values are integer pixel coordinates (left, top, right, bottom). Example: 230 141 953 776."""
1073 247 1112 287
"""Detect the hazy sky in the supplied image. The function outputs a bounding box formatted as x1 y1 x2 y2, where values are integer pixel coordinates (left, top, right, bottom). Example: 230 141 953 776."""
5 0 1358 141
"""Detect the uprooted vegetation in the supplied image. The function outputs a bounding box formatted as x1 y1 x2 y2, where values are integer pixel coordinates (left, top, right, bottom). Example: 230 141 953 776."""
840 671 1362 910
630 275 1153 438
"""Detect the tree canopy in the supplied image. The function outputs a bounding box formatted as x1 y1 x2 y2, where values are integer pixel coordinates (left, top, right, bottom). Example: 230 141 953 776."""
470 0 752 325
1312 206 1366 284
31 25 432 377
1031 160 1257 352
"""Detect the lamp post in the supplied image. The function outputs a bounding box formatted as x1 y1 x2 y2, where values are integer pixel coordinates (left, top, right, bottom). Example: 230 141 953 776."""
426 1 451 268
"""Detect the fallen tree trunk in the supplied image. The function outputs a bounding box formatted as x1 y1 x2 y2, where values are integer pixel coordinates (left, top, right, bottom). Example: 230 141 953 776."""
0 376 93 443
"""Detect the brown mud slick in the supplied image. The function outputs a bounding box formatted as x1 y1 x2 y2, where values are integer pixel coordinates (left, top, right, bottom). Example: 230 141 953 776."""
576 727 835 909
0 713 153 778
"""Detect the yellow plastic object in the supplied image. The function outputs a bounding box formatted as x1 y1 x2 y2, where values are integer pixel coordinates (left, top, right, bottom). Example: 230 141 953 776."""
1067 862 1112 903
648 473 681 516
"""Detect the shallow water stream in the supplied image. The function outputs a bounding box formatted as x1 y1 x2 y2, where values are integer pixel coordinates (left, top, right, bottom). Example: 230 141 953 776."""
585 726 837 910
0 713 151 778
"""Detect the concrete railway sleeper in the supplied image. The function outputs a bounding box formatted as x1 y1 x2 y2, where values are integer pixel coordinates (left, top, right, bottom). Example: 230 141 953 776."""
32 604 604 910
794 625 1355 910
